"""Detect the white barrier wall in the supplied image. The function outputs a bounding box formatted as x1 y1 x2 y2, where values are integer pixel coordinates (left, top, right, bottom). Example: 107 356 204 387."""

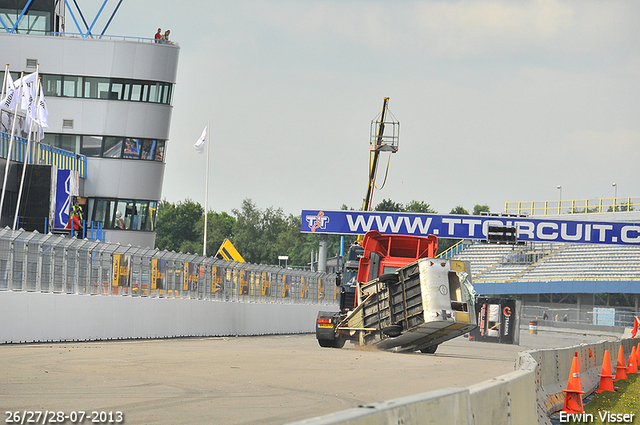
0 291 337 343
289 336 640 425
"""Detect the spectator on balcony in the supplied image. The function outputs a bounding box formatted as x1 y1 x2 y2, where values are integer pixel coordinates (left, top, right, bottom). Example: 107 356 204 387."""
154 28 162 43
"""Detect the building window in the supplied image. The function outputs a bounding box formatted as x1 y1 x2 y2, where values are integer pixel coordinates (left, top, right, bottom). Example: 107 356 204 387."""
140 139 156 160
148 83 162 103
83 77 111 99
2 9 50 35
39 133 167 162
89 199 116 229
103 137 123 158
63 75 82 98
55 134 81 153
162 83 172 104
37 73 173 104
87 198 158 232
123 138 140 159
80 136 102 157
154 140 165 162
42 74 61 96
110 79 130 101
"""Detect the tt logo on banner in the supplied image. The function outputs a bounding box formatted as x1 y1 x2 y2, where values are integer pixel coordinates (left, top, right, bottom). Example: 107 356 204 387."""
306 211 329 232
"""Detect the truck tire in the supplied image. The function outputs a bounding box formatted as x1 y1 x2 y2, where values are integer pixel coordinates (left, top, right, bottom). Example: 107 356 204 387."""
332 337 346 348
382 324 403 338
317 339 334 348
378 273 399 284
419 345 438 354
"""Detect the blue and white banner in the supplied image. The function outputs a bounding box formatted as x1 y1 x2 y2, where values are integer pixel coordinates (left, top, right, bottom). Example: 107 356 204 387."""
53 169 78 229
300 210 640 246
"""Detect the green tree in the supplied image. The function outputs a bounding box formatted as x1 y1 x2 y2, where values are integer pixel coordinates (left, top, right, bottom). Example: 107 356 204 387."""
473 204 491 215
449 205 469 215
405 200 436 213
374 199 404 212
195 211 236 256
231 199 264 263
155 199 204 252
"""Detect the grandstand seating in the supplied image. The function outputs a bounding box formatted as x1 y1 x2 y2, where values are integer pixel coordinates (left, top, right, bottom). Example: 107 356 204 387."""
454 242 640 283
452 243 521 277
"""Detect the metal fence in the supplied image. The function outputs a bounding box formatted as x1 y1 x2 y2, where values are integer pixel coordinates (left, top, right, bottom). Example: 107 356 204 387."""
523 303 638 327
0 228 338 305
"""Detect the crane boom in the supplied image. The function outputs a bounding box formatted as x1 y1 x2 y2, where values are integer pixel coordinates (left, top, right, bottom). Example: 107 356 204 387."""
362 97 390 212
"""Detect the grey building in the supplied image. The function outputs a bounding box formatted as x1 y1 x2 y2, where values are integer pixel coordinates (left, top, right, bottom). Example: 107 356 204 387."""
0 1 179 247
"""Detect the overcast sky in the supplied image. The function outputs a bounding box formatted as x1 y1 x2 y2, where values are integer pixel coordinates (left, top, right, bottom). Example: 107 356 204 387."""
85 0 640 216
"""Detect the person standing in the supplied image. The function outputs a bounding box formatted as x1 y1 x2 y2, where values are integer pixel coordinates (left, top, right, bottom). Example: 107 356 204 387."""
72 198 83 222
66 210 83 238
154 28 162 43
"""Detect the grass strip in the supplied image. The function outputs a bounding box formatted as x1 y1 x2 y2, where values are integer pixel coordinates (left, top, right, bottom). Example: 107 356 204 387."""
566 374 639 424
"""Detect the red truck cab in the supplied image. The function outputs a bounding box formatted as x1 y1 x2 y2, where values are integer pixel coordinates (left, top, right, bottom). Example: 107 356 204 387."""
356 230 438 283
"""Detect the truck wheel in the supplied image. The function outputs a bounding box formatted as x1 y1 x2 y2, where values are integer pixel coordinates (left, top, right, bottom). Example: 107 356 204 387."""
382 324 403 338
332 337 346 348
420 345 438 354
317 339 334 348
378 273 399 284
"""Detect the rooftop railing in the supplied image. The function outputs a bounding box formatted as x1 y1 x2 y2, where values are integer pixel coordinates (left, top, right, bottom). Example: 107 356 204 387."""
504 198 639 216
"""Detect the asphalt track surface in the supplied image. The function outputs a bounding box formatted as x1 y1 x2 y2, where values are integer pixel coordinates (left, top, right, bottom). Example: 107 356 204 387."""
0 330 616 425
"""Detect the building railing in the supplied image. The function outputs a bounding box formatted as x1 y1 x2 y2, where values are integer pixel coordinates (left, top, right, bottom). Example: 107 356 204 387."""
0 132 87 178
0 228 338 305
1 29 179 47
504 197 639 216
436 239 472 259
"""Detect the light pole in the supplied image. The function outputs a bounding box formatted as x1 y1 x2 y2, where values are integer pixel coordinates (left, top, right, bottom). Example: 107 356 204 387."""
612 183 617 212
557 185 562 214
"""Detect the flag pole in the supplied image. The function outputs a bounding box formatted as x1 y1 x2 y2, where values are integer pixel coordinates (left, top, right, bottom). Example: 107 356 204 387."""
203 121 210 256
1 64 8 100
0 70 24 224
14 70 40 230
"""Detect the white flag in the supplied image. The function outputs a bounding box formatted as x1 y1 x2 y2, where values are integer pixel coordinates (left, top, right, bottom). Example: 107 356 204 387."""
37 82 48 129
0 72 17 111
14 71 37 131
15 71 37 111
194 127 206 154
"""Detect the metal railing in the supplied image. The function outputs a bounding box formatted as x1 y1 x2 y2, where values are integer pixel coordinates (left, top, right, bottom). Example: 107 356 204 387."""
0 228 338 305
504 197 639 216
0 132 87 178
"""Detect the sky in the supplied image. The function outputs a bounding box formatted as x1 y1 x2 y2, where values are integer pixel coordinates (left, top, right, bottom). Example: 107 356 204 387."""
82 0 640 216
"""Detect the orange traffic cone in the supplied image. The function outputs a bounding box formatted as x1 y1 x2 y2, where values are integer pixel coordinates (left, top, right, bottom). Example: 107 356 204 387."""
561 352 585 414
615 346 628 381
596 350 615 393
627 346 638 374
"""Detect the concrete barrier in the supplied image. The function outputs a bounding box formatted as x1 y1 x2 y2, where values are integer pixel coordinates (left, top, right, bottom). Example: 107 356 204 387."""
288 388 474 425
0 291 337 343
287 334 640 425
